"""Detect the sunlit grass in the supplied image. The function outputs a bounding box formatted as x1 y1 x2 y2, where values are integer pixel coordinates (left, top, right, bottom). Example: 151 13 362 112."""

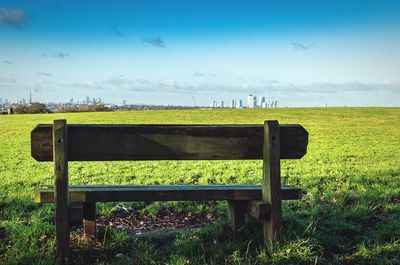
0 107 399 264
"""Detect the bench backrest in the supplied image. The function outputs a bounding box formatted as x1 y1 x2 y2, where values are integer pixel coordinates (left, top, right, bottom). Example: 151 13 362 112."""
31 123 308 162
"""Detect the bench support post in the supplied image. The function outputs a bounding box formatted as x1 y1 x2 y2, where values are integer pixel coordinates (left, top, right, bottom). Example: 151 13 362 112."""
83 202 96 237
262 120 282 249
69 203 83 227
54 119 70 262
227 200 247 238
246 200 271 221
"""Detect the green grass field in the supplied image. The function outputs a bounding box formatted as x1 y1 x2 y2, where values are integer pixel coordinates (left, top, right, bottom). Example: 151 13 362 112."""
0 108 399 264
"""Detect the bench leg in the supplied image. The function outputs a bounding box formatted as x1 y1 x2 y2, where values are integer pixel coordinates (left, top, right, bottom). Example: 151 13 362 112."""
69 203 83 227
83 202 96 237
262 120 283 249
54 119 70 262
227 200 247 238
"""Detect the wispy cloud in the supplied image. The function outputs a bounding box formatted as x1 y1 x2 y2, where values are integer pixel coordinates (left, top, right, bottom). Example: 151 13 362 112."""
260 79 280 84
53 52 70 58
37 72 52 77
193 72 216 78
60 78 400 97
0 77 17 84
63 77 155 92
42 52 70 58
193 72 205 77
0 7 27 28
143 36 165 48
110 27 124 37
265 81 400 95
290 42 316 51
3 60 12 64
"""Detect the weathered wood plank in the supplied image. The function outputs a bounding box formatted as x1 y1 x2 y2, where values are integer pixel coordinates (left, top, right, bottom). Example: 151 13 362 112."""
83 203 96 237
262 120 282 249
228 200 247 238
31 124 308 161
68 204 83 227
246 201 271 221
35 185 302 203
53 120 70 261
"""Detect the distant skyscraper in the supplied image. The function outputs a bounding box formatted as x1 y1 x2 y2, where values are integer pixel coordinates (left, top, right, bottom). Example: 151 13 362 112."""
247 95 257 108
29 91 32 103
86 96 90 104
122 99 127 106
236 99 242 108
247 94 257 108
270 100 279 108
260 97 266 108
247 95 253 108
231 99 235 108
220 101 224 108
69 98 74 104
211 100 217 108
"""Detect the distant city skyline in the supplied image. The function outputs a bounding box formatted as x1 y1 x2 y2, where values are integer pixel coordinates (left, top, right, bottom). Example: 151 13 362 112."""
1 1 400 107
2 92 280 109
210 94 278 109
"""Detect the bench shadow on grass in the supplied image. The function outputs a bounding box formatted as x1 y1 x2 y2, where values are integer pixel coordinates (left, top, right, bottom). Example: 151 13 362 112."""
2 185 399 265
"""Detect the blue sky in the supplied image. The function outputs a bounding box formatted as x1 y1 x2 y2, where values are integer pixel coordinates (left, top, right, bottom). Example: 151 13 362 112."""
1 0 400 106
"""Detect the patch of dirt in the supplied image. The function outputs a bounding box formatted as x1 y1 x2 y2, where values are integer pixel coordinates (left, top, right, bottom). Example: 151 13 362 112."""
96 207 218 234
0 227 11 257
356 204 384 230
389 195 400 204
68 207 219 265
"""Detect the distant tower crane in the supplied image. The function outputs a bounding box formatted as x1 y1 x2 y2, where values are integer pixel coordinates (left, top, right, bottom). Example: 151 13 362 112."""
192 95 197 107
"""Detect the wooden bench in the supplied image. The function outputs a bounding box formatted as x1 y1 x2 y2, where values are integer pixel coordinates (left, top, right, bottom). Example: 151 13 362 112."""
31 120 308 261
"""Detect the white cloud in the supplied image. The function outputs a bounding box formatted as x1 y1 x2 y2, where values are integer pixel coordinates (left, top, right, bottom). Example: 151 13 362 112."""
60 78 400 96
160 79 176 87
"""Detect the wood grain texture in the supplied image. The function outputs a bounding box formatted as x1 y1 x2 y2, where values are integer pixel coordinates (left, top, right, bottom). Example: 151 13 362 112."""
53 120 70 261
31 124 308 161
35 185 302 203
262 120 282 248
83 203 96 237
246 201 271 221
228 200 247 238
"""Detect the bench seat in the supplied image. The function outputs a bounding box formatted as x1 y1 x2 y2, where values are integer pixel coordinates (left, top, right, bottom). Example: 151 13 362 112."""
35 184 302 203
